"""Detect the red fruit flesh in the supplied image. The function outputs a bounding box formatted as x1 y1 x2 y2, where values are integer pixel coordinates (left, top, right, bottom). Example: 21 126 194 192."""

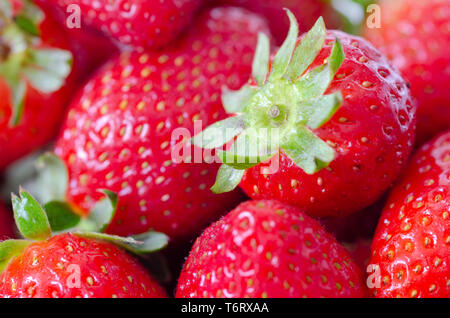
0 204 14 241
241 31 416 218
176 200 368 298
0 233 167 298
365 0 450 144
47 0 204 49
54 7 270 239
370 130 450 298
0 2 78 170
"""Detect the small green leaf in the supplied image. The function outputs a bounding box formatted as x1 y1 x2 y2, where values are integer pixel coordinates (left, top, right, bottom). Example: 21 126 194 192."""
299 92 343 129
19 0 45 26
252 33 271 86
131 231 170 254
75 230 169 255
22 48 73 94
8 79 26 126
35 152 68 203
12 188 51 240
328 38 345 75
295 38 345 100
285 17 326 81
269 9 299 80
44 201 81 232
281 126 335 174
211 164 245 194
222 85 256 114
15 15 40 36
192 115 245 149
85 190 118 233
217 128 278 170
0 240 31 272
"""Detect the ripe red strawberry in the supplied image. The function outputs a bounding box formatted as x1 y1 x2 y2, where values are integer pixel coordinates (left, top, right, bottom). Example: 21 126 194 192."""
194 13 416 219
365 0 450 144
0 188 168 298
52 7 270 240
216 0 341 45
0 233 168 298
45 0 204 49
369 130 450 298
176 200 368 298
0 204 14 241
0 0 76 170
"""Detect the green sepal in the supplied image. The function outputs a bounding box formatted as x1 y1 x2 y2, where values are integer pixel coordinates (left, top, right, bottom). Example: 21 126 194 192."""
17 0 45 28
299 92 343 129
22 48 73 94
79 190 118 233
35 152 68 203
217 128 278 170
285 17 326 81
0 240 32 272
12 188 51 240
269 9 299 80
295 38 345 100
328 38 346 74
15 14 40 36
44 201 81 232
222 85 256 114
211 165 245 194
75 231 169 255
280 126 335 174
191 115 246 149
252 33 271 86
8 79 27 126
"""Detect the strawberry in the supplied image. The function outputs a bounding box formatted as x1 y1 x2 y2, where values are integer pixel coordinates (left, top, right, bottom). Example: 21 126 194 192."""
0 0 76 170
216 0 341 45
45 0 204 49
0 203 14 241
365 0 450 144
369 130 450 298
193 12 416 219
0 234 167 298
0 188 168 298
176 200 367 298
51 7 270 240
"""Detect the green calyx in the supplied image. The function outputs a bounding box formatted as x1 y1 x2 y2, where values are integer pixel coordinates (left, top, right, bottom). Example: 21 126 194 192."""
0 154 169 274
192 11 346 194
0 0 73 126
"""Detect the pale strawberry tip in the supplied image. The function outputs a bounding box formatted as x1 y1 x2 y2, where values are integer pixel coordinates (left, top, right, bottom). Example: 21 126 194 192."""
192 10 346 194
